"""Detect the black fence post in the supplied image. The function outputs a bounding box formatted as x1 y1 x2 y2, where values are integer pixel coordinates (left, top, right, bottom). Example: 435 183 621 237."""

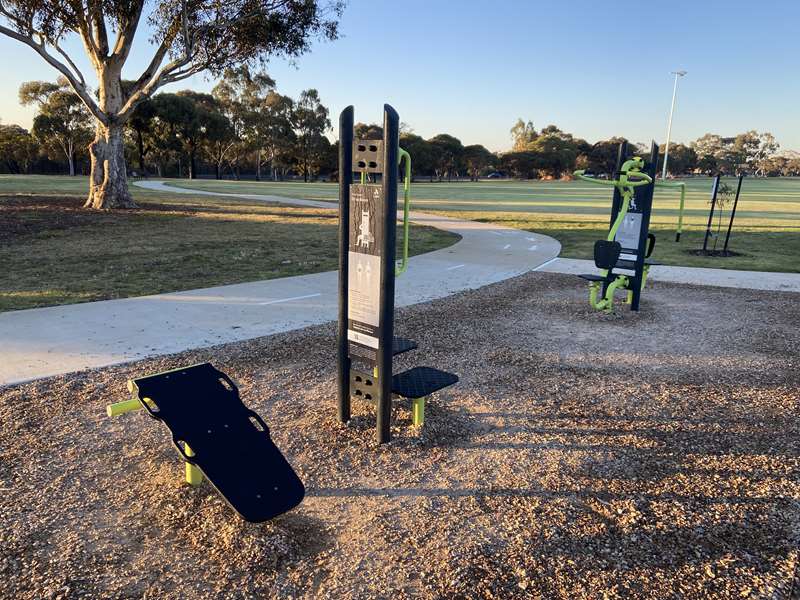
703 174 721 252
723 174 744 255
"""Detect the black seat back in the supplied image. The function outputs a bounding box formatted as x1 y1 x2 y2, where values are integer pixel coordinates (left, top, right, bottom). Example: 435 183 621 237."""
594 240 622 270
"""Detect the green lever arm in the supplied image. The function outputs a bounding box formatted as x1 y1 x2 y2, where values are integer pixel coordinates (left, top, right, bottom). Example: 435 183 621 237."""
655 180 686 241
574 158 653 255
396 148 412 276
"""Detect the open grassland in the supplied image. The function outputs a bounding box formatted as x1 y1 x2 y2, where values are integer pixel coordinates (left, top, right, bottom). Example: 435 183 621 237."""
169 176 800 273
0 176 458 312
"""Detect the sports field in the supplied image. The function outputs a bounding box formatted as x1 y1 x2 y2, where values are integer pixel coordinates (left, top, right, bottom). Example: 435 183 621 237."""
170 177 800 273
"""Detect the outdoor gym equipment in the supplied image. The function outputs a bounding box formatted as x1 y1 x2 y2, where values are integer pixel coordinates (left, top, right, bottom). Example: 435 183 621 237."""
106 363 305 522
575 142 659 313
337 104 458 444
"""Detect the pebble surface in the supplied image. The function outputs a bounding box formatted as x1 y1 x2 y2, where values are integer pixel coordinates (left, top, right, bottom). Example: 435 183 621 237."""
1 272 798 599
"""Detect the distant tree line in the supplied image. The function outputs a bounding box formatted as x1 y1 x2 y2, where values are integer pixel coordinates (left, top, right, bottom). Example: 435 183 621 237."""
2 79 798 180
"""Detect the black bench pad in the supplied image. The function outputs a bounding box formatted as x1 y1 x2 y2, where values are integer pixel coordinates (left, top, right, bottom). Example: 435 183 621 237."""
393 337 418 356
615 259 637 270
392 367 458 399
131 362 305 523
615 258 660 269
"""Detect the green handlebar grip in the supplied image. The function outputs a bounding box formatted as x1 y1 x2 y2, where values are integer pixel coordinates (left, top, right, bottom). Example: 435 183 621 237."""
106 397 142 417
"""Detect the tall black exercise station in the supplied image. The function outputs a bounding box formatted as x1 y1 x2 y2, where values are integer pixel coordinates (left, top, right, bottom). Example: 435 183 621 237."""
578 141 659 312
609 141 658 312
337 104 458 443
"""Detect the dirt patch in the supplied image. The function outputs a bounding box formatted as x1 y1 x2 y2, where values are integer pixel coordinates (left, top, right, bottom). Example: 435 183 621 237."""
1 272 798 599
0 194 218 242
686 249 747 258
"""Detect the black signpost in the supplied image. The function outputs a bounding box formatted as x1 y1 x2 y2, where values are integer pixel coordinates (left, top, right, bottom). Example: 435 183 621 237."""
337 104 457 444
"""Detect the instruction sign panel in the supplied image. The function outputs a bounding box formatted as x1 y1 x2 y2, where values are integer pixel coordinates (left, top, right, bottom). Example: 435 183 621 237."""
615 212 642 252
347 183 384 361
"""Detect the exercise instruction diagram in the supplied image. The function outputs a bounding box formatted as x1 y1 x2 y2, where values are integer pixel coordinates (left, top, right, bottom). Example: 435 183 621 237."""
347 184 383 350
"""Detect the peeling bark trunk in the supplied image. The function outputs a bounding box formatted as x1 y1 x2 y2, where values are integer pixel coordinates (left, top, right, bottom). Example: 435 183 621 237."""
67 138 75 176
84 123 135 209
136 129 146 173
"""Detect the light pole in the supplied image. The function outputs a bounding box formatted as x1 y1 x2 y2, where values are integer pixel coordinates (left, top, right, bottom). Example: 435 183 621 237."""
662 70 687 180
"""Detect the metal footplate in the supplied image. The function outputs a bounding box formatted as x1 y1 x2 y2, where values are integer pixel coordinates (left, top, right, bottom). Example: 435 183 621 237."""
127 362 305 523
392 367 459 399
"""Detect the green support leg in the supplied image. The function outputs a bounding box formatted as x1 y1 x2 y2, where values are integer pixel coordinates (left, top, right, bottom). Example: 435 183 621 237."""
184 444 203 486
412 397 426 426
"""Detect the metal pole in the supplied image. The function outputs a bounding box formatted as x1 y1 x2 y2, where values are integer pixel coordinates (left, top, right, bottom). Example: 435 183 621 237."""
337 106 354 423
662 70 686 180
703 175 720 252
723 174 744 254
376 104 399 444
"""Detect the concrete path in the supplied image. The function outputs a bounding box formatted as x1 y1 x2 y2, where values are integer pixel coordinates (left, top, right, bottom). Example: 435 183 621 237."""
540 257 800 292
0 181 561 387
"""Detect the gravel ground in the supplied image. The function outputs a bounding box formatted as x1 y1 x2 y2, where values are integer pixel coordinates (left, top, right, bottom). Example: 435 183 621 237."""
1 272 798 600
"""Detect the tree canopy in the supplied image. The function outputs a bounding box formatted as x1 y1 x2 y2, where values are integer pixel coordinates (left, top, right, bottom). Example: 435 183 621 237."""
0 0 343 207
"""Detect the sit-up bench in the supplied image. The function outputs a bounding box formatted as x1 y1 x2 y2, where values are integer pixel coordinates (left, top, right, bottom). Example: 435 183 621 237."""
107 362 305 522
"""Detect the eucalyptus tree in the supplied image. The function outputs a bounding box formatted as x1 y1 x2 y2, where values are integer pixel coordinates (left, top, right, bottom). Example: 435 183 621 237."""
0 0 342 207
19 78 91 175
258 91 296 180
213 67 276 179
292 89 330 182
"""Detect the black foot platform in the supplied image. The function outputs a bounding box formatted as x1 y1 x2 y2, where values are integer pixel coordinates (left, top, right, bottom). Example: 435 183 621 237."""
392 367 459 399
130 363 305 523
578 274 606 282
392 337 418 356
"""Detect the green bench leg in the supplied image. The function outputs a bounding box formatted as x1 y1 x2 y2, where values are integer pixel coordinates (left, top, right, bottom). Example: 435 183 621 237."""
412 397 426 427
184 444 203 486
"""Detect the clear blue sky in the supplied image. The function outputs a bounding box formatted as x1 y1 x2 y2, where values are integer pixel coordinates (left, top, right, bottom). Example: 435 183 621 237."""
1 0 798 152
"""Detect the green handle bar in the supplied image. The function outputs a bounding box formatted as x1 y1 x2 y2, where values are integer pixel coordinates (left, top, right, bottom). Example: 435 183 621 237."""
396 148 412 276
655 180 686 241
574 159 653 260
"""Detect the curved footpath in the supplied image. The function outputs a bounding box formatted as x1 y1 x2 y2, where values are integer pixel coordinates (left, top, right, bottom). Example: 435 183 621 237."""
0 181 561 386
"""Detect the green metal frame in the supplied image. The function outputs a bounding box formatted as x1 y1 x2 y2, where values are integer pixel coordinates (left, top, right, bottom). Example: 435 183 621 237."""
106 374 205 486
575 159 653 312
654 180 686 241
395 148 412 276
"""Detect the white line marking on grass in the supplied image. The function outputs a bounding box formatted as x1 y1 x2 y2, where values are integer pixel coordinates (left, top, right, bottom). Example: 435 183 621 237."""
532 258 559 271
259 293 321 306
446 264 465 271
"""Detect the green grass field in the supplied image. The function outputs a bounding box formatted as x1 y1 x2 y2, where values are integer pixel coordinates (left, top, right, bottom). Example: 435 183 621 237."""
169 177 800 273
2 173 798 312
0 176 458 311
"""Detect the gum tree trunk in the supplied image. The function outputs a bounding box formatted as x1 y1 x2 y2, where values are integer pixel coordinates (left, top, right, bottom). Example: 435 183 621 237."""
84 122 135 209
